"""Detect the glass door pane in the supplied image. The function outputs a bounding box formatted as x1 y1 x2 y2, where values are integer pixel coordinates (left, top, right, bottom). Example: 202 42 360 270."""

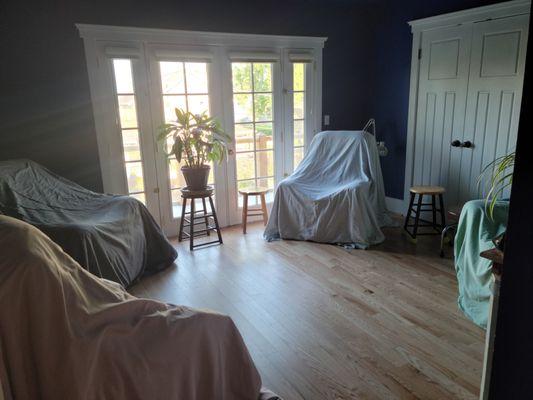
111 59 147 204
232 62 275 206
158 61 215 218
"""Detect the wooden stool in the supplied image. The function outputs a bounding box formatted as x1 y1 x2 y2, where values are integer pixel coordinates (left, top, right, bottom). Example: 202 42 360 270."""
239 186 270 234
403 186 446 241
178 186 223 250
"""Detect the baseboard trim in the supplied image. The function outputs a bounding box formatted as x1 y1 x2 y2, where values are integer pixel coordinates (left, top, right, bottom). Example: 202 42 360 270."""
386 196 405 216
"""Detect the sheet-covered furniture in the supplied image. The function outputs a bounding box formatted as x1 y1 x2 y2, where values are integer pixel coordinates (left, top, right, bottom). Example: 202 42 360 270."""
0 216 280 400
454 199 509 328
0 159 176 287
264 130 391 248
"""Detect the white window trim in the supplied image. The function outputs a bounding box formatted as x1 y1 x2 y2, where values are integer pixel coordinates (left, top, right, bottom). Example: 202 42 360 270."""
77 24 326 231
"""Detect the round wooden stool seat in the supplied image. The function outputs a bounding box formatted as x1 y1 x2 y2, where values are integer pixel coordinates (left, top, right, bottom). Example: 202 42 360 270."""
238 186 271 196
409 185 445 195
239 186 271 234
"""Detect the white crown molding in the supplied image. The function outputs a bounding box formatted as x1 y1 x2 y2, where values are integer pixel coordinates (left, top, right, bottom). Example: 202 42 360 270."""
76 23 327 49
408 0 531 32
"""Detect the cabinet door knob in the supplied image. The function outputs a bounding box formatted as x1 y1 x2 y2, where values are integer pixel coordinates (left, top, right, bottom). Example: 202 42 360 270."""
462 140 472 148
451 140 461 147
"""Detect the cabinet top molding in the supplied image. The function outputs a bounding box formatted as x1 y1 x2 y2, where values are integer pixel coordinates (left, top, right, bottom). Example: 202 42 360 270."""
408 0 531 32
76 24 327 49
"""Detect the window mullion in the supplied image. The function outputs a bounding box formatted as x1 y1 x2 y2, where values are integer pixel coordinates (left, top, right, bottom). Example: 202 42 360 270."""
182 62 190 112
250 63 258 187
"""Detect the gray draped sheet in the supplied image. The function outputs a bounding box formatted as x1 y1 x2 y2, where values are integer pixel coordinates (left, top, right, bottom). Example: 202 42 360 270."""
264 131 392 248
0 216 280 400
0 159 177 287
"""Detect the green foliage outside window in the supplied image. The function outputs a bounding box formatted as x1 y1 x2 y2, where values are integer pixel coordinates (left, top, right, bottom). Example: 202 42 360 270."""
232 63 273 131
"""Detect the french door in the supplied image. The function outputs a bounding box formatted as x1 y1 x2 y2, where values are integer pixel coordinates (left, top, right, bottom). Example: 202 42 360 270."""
228 60 280 223
145 45 226 236
79 26 324 236
226 56 314 224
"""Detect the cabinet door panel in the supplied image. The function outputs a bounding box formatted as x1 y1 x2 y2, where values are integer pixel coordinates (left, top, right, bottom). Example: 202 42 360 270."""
414 24 472 206
460 14 529 201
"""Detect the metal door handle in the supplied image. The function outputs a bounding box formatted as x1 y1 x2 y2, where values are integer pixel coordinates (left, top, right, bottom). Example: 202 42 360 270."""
451 140 461 147
451 140 473 148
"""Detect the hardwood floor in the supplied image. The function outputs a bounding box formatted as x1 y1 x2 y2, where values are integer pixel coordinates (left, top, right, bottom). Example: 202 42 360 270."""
129 222 485 400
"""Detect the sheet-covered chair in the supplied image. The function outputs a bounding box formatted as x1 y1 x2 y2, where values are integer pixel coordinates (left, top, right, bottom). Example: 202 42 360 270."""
0 216 280 400
454 199 509 328
264 130 392 248
0 159 176 287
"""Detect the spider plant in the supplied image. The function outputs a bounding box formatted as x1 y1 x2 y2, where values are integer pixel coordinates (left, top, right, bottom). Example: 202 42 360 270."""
477 152 515 219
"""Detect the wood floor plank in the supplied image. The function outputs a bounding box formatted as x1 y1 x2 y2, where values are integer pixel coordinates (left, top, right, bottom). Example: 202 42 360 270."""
129 222 484 399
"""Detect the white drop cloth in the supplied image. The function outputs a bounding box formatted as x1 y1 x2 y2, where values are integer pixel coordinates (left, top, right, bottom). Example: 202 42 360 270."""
264 131 392 248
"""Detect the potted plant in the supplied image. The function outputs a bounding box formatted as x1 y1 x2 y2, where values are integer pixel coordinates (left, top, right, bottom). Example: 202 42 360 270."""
478 151 515 251
158 108 231 191
478 151 515 219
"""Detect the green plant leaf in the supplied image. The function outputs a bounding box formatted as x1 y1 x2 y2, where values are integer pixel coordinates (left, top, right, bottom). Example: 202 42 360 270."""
480 151 515 220
156 107 229 167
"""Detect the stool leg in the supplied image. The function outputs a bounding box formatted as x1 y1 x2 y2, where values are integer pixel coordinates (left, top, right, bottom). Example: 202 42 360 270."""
412 194 423 239
178 197 187 242
209 196 223 244
189 198 195 251
404 192 415 232
431 194 437 232
260 193 268 225
242 193 248 234
202 197 210 236
440 225 449 258
439 194 446 230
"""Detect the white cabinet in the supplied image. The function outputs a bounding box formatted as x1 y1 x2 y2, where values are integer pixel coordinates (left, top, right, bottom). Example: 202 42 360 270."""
405 1 530 207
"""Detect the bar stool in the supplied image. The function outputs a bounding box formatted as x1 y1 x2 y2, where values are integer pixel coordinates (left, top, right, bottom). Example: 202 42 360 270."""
178 186 223 250
239 186 270 234
403 185 446 242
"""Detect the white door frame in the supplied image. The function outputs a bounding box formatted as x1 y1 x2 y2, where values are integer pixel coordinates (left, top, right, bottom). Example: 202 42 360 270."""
78 24 326 232
403 0 531 210
282 49 316 174
144 43 228 235
224 51 284 225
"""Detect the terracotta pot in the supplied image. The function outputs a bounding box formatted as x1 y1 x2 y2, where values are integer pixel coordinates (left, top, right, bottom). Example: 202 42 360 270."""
181 165 210 190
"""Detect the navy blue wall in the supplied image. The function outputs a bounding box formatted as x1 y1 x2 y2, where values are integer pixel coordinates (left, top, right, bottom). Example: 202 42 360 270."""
0 0 506 196
0 0 375 192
